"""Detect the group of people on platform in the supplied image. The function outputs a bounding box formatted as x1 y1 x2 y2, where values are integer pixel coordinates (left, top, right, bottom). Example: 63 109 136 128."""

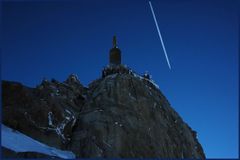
102 65 131 78
102 65 151 80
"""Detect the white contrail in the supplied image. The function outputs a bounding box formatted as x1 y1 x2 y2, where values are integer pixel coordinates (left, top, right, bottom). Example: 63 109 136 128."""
149 1 171 69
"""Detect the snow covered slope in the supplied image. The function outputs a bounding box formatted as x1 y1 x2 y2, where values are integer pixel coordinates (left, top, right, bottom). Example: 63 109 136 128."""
1 124 75 159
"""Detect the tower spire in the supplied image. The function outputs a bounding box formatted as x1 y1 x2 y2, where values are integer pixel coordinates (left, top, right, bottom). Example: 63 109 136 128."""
109 36 121 65
113 35 117 48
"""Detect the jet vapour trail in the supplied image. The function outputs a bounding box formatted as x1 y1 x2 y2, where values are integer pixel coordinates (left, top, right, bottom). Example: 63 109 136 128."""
149 1 171 69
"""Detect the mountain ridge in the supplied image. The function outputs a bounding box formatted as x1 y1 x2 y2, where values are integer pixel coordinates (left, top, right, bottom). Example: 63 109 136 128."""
2 65 205 158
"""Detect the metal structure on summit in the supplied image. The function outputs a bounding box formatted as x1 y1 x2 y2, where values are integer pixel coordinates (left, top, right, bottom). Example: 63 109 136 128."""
109 36 121 66
113 36 117 48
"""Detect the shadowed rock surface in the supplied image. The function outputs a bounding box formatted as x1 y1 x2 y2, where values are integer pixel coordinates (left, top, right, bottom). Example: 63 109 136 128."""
2 67 205 159
2 147 58 158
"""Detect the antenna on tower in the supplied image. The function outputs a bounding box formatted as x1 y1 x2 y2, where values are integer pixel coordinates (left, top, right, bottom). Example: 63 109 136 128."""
109 36 121 65
113 35 117 48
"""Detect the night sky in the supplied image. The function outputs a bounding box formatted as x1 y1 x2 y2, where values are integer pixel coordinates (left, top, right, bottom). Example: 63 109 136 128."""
2 0 239 158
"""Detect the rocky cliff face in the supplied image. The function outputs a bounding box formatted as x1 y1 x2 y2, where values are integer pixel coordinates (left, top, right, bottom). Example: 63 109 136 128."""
2 66 205 159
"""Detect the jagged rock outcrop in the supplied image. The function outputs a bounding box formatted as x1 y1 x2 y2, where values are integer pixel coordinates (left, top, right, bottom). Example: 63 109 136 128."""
1 67 205 159
2 74 86 149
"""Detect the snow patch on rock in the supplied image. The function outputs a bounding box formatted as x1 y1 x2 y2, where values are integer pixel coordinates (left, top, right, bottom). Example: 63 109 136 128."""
1 124 76 159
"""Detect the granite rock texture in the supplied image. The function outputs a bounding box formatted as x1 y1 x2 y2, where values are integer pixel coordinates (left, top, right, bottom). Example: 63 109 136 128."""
2 68 205 159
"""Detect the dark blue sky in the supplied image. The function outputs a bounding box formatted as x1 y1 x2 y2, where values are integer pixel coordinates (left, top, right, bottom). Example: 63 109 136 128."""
2 0 239 158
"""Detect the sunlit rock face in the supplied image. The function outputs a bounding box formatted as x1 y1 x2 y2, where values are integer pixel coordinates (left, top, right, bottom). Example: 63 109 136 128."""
2 67 205 159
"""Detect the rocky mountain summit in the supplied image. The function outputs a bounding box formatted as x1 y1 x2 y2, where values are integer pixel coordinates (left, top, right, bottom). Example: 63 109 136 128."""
2 36 205 158
2 65 205 159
